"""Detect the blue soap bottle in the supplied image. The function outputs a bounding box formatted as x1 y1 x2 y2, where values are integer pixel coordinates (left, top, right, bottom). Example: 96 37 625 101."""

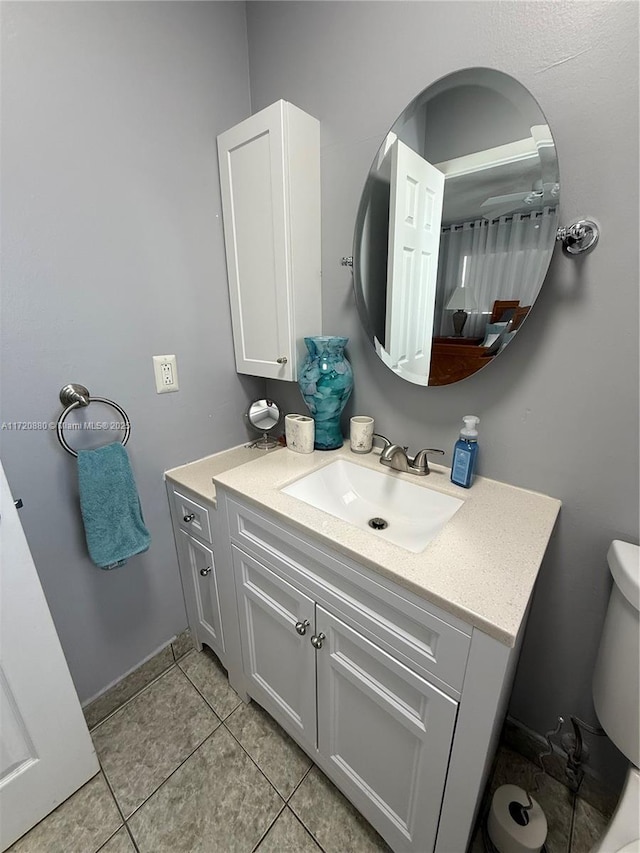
451 416 480 488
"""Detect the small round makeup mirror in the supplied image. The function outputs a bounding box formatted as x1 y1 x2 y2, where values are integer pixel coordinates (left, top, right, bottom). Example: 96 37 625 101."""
245 399 283 449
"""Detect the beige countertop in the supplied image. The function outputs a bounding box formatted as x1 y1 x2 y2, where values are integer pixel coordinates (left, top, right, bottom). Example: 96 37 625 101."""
209 443 561 647
164 443 281 504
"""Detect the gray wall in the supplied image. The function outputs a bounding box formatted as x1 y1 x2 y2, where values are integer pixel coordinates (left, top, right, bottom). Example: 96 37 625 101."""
249 1 639 785
1 1 261 703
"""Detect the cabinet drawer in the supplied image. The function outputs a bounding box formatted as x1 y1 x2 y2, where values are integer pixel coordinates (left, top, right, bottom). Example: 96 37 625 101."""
172 490 212 543
227 498 471 695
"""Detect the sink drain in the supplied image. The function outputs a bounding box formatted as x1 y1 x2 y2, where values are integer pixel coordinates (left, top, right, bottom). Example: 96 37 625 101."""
368 517 388 531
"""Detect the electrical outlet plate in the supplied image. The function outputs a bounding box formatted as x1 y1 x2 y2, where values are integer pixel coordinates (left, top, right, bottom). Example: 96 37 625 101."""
153 354 179 393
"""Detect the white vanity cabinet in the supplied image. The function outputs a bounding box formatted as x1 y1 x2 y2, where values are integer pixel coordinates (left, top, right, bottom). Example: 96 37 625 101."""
217 100 321 382
220 492 500 853
167 486 225 661
167 445 560 853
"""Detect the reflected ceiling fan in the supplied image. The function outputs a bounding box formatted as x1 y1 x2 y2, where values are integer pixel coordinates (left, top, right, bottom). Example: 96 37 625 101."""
480 179 560 218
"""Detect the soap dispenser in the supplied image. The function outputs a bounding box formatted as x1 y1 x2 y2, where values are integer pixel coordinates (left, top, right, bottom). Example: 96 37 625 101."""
451 415 480 488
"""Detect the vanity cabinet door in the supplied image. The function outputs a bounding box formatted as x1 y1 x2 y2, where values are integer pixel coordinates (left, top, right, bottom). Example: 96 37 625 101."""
232 546 317 751
315 606 458 853
178 531 224 658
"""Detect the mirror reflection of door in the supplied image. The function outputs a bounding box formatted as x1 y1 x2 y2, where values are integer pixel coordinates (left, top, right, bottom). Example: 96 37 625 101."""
353 68 560 387
384 139 444 384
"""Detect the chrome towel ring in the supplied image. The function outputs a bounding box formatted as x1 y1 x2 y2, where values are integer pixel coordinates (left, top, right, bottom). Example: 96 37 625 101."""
56 383 131 457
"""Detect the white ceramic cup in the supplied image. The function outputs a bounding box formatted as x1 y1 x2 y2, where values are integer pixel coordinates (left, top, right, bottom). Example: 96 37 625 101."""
285 413 314 454
350 416 375 454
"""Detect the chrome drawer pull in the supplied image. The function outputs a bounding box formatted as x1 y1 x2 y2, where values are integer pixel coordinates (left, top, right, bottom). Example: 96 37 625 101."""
295 619 310 636
200 566 212 577
183 513 196 523
310 633 326 650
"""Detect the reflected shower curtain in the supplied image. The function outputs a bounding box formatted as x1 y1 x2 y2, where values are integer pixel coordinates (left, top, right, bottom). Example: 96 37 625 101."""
435 207 558 338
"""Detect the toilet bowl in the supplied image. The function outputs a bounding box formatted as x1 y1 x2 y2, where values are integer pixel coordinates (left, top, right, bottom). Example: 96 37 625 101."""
590 540 640 853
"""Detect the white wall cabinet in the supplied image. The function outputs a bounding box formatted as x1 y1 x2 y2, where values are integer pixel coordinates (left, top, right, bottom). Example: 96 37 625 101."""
217 100 321 381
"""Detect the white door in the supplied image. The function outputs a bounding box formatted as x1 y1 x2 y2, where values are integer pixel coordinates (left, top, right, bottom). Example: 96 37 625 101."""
386 139 445 383
315 606 458 853
232 546 317 752
0 463 99 851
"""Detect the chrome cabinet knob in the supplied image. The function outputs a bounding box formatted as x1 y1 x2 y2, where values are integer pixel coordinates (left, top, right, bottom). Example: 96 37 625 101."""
183 513 195 523
310 632 326 649
295 619 310 636
276 357 288 365
200 566 212 577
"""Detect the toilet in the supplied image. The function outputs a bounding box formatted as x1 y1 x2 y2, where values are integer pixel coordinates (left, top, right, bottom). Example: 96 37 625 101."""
590 540 640 853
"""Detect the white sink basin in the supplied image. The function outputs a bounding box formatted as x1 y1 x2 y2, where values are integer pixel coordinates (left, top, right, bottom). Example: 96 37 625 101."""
281 459 463 553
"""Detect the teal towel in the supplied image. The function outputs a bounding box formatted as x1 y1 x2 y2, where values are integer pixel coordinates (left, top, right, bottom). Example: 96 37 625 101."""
77 442 150 570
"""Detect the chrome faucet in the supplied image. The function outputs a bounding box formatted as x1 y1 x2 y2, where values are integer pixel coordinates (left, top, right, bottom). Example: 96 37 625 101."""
374 434 444 476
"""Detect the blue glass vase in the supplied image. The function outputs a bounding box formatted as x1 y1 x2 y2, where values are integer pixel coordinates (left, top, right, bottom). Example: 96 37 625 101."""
298 336 353 450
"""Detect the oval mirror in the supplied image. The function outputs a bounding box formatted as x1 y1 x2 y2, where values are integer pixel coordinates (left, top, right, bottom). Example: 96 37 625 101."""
246 398 283 449
353 67 560 386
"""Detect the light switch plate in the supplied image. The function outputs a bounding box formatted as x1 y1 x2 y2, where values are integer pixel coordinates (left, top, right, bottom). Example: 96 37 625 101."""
153 354 179 393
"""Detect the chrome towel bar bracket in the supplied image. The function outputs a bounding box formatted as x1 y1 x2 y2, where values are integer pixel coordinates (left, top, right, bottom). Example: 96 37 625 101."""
56 383 131 457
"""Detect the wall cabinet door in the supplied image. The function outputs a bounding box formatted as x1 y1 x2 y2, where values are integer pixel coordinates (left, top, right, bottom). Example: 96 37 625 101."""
315 606 458 853
217 100 321 381
178 531 224 657
232 546 317 749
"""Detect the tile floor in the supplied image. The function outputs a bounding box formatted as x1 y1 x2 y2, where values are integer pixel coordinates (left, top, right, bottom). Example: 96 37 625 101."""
9 647 613 853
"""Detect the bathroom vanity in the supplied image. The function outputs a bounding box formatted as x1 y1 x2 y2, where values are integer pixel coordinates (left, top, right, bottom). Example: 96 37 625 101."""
165 445 560 853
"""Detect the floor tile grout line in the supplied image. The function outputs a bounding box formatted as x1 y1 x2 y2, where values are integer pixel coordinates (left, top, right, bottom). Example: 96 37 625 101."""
176 656 242 722
86 636 194 730
88 662 178 732
118 724 223 823
95 757 137 852
123 821 140 853
221 717 298 802
567 791 577 853
170 635 194 663
285 766 335 852
217 716 324 850
286 762 314 803
91 665 224 827
97 761 127 824
94 827 126 853
91 662 224 808
287 802 329 852
88 648 306 845
165 662 229 726
120 720 287 853
90 656 293 835
172 656 315 802
250 800 288 853
3 767 105 851
95 824 139 853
